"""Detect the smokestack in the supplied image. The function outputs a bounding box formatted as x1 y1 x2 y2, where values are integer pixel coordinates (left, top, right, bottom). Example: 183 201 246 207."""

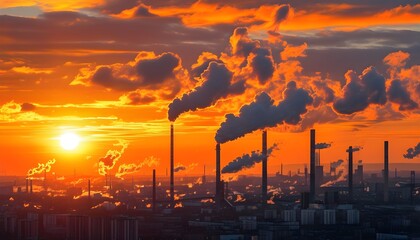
310 129 316 201
153 169 156 212
88 179 91 198
26 176 29 194
262 130 268 204
348 146 353 202
30 179 33 194
170 124 175 206
281 163 283 176
44 169 47 191
304 165 308 186
216 143 221 210
410 171 415 204
203 165 206 184
384 141 389 203
105 174 108 188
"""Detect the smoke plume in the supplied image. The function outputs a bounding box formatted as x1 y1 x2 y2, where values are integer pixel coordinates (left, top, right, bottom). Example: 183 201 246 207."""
215 81 313 144
315 142 332 149
222 144 278 173
330 159 344 169
174 163 198 173
168 62 244 121
346 146 363 152
98 140 128 176
403 142 420 159
27 159 56 176
115 156 159 179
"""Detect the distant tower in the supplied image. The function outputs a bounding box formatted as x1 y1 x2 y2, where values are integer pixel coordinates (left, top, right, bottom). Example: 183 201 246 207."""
262 130 268 204
281 163 283 176
216 143 221 211
410 171 415 204
202 165 206 184
153 169 156 212
170 124 175 206
310 129 316 201
348 146 353 202
384 141 389 203
304 165 308 186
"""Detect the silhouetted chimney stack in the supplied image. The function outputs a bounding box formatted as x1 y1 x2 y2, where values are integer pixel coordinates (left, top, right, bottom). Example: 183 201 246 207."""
88 179 91 198
410 171 415 204
26 176 29 194
384 141 389 203
348 146 353 202
30 179 33 194
170 124 175 206
202 165 206 184
310 129 316 201
216 143 221 210
262 130 268 204
153 169 156 212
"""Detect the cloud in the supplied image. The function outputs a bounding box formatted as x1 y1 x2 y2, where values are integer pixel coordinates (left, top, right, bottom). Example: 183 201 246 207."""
79 52 182 91
20 102 36 111
168 62 245 121
403 142 420 159
387 79 418 110
333 67 386 114
119 90 157 105
250 48 275 84
280 42 307 60
215 81 313 144
222 144 278 173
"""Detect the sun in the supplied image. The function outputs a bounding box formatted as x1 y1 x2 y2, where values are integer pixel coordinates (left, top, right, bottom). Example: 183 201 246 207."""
59 132 81 150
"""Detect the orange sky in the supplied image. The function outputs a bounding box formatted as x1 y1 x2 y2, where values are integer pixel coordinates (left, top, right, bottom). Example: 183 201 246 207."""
0 0 419 179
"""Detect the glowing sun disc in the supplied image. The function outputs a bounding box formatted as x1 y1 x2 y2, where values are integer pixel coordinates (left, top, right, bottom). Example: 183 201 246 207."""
59 133 80 150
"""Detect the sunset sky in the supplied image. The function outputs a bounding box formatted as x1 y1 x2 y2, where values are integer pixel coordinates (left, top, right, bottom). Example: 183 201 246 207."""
0 0 419 178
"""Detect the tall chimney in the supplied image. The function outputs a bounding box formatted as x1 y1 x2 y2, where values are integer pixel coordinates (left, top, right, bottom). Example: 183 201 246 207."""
384 141 389 203
26 176 29 194
44 169 47 191
88 179 91 198
410 171 415 204
30 179 33 194
153 169 156 212
262 130 268 204
310 129 316 201
348 146 353 202
202 165 206 184
216 143 221 210
170 124 175 206
304 165 308 186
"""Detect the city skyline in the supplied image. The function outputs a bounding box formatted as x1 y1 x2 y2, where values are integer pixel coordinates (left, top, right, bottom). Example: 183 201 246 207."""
0 1 419 178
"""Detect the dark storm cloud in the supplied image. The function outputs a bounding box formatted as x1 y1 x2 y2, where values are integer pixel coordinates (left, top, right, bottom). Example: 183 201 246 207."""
231 27 259 57
135 52 180 85
404 143 420 159
251 48 275 84
94 0 140 14
215 82 313 144
283 29 420 80
387 80 418 111
333 67 386 114
90 52 181 91
168 62 245 121
120 90 157 105
274 4 290 24
222 144 278 173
